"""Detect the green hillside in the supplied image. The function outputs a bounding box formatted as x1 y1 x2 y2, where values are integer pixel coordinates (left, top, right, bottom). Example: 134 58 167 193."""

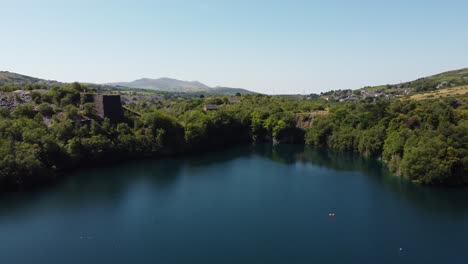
0 71 63 88
361 68 468 92
0 71 41 86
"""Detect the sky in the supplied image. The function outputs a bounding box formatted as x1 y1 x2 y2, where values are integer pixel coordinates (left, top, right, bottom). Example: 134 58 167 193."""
1 0 467 94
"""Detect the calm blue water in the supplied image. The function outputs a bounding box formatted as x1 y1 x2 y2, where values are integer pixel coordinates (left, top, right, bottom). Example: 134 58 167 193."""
0 145 467 264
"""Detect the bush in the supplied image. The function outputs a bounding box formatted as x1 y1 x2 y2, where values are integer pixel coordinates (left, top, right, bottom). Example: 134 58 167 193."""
12 104 36 118
38 103 55 116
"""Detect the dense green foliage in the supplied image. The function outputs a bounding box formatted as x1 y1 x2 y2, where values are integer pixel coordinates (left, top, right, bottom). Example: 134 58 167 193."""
0 88 320 190
0 84 467 190
305 98 468 185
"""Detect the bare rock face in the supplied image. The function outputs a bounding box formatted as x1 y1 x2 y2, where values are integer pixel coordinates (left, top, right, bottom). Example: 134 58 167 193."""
295 111 329 129
0 91 33 111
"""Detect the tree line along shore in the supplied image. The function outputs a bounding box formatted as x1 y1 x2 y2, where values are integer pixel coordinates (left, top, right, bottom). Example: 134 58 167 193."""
0 83 467 191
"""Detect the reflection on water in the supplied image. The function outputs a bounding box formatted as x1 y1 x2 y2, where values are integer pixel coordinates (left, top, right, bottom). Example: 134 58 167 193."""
1 145 467 216
257 145 468 214
0 145 468 264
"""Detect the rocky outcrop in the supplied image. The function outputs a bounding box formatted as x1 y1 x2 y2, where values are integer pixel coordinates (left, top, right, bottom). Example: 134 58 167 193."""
0 91 33 111
295 111 329 129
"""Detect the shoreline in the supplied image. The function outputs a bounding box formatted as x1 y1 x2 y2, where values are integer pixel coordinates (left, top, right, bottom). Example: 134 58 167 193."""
2 142 466 196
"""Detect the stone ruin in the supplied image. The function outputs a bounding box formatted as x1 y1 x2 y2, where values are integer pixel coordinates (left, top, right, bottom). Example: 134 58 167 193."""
81 93 124 123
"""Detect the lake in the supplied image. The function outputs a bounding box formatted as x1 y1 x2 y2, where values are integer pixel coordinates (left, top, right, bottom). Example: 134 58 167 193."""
0 145 467 264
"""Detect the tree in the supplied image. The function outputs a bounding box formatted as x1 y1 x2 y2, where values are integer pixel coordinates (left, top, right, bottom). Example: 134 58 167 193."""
82 103 96 116
400 135 452 184
140 111 184 150
38 103 55 116
12 104 36 118
305 118 333 146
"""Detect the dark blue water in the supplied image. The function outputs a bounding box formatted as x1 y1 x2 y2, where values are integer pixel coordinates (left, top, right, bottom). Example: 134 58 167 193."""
1 145 467 264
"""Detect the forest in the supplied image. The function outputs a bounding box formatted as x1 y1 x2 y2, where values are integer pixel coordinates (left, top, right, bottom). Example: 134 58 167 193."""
0 83 467 190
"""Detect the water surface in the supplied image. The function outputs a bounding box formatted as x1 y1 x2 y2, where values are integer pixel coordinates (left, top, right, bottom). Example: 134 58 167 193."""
1 145 467 264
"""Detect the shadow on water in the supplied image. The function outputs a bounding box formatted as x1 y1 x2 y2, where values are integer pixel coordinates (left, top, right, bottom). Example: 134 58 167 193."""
1 144 467 216
0 147 252 216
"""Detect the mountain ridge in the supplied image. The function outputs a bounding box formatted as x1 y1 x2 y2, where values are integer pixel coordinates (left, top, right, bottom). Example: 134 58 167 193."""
105 77 255 95
0 71 257 95
2 68 467 95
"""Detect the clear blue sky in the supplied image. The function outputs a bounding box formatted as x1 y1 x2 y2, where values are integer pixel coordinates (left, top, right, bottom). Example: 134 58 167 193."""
1 0 467 94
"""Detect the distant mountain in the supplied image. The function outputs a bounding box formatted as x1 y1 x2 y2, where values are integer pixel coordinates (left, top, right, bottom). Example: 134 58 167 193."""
0 72 257 95
361 68 468 92
0 71 63 87
107 78 211 92
106 78 256 95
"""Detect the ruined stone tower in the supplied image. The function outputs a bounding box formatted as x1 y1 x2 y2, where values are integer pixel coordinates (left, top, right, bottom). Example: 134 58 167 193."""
81 93 124 123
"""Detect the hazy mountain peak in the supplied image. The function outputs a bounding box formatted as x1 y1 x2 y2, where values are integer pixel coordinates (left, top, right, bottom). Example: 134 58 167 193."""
105 77 254 94
0 71 256 95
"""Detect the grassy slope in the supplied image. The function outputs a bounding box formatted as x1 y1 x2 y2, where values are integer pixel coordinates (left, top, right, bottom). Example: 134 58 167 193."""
361 68 468 92
408 85 468 100
0 71 41 85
